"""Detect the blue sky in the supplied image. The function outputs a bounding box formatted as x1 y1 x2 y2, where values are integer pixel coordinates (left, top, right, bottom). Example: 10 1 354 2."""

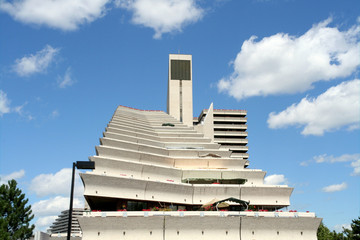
0 0 359 232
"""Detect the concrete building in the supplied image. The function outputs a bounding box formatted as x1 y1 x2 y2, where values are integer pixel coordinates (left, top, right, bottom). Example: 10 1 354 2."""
194 108 249 159
75 54 320 239
48 209 84 238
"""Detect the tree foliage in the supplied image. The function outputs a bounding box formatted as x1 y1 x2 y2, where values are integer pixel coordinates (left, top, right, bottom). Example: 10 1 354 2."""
351 217 360 240
318 217 360 240
317 222 332 240
0 179 35 240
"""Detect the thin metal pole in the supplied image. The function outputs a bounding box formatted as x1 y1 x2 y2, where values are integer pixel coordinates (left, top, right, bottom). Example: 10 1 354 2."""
67 162 76 240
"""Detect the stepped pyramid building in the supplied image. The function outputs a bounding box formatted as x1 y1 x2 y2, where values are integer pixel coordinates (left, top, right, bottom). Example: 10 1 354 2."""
78 54 321 240
48 209 84 238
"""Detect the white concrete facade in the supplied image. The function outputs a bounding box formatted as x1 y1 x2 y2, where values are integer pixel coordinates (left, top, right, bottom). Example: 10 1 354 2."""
79 211 320 240
76 54 320 239
78 105 320 239
195 108 249 159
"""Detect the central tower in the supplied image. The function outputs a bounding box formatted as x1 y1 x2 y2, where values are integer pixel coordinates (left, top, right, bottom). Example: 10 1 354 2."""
167 54 193 126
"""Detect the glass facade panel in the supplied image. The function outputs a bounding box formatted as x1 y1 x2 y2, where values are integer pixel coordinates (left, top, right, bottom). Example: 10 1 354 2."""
171 60 191 80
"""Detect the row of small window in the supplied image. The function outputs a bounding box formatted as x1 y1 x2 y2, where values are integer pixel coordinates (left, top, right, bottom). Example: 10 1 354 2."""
252 231 304 235
97 230 305 236
98 230 230 236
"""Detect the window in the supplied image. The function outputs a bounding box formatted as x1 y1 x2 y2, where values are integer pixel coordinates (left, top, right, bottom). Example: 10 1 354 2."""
171 60 191 80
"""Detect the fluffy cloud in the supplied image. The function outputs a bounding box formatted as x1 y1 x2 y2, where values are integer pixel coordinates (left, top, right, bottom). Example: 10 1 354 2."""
301 153 360 176
0 90 11 116
32 196 83 217
35 216 57 231
0 169 25 184
268 79 360 135
29 168 84 197
0 0 110 31
322 182 347 193
116 0 204 39
0 91 32 119
29 168 86 231
218 18 360 100
313 153 360 164
264 174 287 185
334 223 351 232
0 0 204 36
351 160 360 176
58 67 76 88
32 196 84 231
14 45 59 76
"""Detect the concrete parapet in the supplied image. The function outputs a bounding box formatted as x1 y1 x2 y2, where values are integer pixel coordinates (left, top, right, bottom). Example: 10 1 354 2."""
107 123 157 136
241 185 293 206
100 137 169 156
103 132 165 148
82 173 292 207
106 127 160 141
95 145 249 169
78 212 320 240
90 156 262 185
174 158 248 170
159 137 211 143
109 121 154 132
192 185 241 204
89 156 182 182
157 132 204 138
95 145 142 161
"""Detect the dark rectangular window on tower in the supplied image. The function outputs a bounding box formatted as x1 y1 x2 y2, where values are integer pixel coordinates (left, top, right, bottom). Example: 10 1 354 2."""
171 60 191 80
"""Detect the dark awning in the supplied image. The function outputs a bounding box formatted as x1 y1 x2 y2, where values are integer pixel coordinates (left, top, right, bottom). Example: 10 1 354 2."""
214 197 249 206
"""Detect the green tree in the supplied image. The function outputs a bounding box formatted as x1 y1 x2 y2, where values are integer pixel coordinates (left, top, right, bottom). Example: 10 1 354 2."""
318 221 346 240
350 217 360 240
343 227 354 239
318 221 334 240
0 179 35 240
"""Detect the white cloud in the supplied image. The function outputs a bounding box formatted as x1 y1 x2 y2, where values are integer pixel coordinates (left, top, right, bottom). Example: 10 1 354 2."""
314 153 360 163
264 174 287 185
334 223 351 232
302 153 360 176
351 160 360 176
33 196 84 231
14 45 59 76
13 104 25 115
35 215 57 231
0 0 203 36
50 110 59 119
32 196 83 217
267 79 360 135
0 0 110 31
12 102 34 120
0 90 11 116
58 67 75 88
0 169 25 184
218 18 360 100
29 168 87 231
322 182 347 192
29 168 84 197
0 91 32 119
299 161 310 167
116 0 204 39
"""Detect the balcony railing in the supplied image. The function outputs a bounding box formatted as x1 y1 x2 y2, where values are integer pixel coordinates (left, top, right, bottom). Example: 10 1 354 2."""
83 210 316 218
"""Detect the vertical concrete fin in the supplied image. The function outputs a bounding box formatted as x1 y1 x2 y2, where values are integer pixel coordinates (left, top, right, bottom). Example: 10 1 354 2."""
194 103 215 142
202 103 214 141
